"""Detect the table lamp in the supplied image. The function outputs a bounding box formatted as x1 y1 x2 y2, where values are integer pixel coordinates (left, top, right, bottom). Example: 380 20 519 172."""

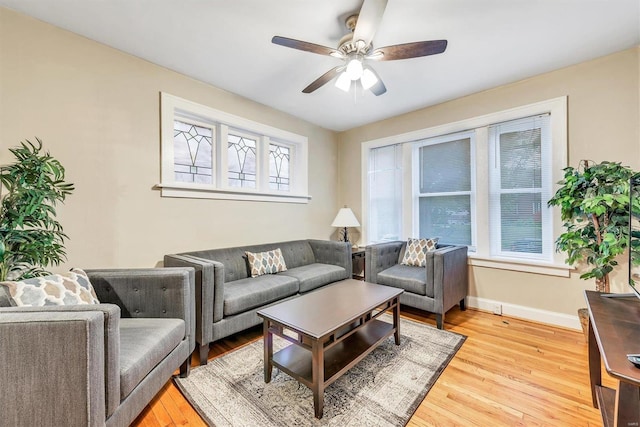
331 207 360 245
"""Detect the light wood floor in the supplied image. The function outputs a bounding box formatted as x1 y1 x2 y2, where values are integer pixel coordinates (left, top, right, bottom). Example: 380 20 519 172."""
132 307 610 426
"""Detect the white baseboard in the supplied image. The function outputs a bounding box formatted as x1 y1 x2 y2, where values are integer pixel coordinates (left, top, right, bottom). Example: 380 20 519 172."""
466 296 581 331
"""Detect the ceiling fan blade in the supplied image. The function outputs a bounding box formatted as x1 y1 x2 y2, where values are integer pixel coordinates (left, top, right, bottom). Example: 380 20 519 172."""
302 66 344 93
371 40 448 61
272 36 342 57
352 0 388 48
366 67 387 96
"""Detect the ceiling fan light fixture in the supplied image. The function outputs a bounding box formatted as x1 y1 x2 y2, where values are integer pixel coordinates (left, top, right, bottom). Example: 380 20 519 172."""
361 68 378 90
345 55 364 80
334 72 352 92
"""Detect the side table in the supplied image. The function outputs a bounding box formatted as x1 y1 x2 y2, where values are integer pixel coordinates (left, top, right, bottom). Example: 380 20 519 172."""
585 290 640 426
352 248 365 280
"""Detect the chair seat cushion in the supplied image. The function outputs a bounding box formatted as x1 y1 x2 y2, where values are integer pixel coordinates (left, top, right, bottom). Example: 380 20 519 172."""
119 318 185 400
223 275 299 316
377 264 431 297
279 263 347 293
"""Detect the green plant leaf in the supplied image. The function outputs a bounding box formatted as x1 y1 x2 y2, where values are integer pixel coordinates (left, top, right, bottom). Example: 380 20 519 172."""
548 160 637 290
0 139 74 281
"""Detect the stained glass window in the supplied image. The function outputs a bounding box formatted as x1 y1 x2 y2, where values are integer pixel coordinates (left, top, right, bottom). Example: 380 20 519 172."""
228 134 257 188
173 120 213 184
269 144 290 191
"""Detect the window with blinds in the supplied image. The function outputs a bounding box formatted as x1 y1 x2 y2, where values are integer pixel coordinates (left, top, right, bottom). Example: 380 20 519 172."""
363 97 566 272
368 144 403 242
489 115 552 259
416 132 474 246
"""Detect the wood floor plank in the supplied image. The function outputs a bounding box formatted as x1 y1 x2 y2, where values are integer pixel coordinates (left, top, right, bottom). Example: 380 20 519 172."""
132 306 607 427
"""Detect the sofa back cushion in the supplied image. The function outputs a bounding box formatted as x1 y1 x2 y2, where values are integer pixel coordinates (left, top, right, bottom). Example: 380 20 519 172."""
184 240 315 283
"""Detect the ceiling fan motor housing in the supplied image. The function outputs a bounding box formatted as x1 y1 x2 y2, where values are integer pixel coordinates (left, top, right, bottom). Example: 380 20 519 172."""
338 14 371 55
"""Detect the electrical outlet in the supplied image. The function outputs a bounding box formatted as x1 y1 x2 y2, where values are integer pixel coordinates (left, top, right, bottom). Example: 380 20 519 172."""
493 304 502 315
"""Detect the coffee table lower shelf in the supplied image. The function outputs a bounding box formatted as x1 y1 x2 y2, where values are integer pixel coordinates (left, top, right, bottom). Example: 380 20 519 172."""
594 385 616 427
272 319 393 389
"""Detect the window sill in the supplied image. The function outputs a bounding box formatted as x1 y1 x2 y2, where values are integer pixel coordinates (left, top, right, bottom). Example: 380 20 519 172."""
156 183 312 204
467 254 572 277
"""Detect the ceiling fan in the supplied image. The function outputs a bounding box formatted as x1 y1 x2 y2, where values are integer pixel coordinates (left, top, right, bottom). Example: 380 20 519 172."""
272 0 448 96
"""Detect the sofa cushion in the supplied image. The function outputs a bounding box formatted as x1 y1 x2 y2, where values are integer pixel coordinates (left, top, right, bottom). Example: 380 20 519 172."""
0 268 100 307
223 275 299 316
246 248 288 277
279 263 347 293
377 264 432 297
400 238 438 267
119 318 185 399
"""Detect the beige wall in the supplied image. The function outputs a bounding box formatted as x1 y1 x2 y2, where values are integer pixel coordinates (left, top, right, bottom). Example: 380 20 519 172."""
0 8 340 269
338 47 640 318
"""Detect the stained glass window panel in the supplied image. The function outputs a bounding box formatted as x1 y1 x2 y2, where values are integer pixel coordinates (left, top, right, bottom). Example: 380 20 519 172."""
173 120 213 184
228 134 257 188
269 144 290 191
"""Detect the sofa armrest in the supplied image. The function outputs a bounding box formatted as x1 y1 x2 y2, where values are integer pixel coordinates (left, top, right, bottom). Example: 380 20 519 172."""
1 304 122 417
365 241 405 283
432 245 469 311
163 255 224 348
0 309 109 425
308 240 352 277
86 268 195 352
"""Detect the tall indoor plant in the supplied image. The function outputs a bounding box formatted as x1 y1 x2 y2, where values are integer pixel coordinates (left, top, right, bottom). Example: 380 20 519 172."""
0 139 74 281
548 160 636 293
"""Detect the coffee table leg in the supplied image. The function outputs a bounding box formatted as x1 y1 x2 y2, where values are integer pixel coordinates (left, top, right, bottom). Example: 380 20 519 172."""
263 320 273 383
393 297 401 345
311 339 324 418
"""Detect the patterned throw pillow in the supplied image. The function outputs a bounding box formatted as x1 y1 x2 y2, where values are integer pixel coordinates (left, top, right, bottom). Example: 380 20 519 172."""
0 268 100 307
400 238 439 267
246 248 288 278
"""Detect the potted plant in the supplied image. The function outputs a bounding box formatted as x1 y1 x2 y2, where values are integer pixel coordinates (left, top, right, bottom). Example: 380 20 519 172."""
0 139 74 281
548 160 636 336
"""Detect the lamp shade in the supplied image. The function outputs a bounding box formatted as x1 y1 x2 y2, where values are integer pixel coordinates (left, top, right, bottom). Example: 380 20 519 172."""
331 208 360 227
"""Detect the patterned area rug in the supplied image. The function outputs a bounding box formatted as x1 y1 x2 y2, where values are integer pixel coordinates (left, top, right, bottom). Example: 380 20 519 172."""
174 315 465 427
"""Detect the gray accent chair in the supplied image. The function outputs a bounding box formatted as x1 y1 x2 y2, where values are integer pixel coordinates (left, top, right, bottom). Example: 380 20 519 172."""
0 268 195 427
165 239 351 365
365 242 468 329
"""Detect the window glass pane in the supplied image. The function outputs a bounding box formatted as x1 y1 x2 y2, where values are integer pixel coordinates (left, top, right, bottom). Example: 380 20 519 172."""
419 138 470 193
500 128 541 189
269 144 290 191
173 120 213 184
368 145 402 242
500 193 542 253
228 134 257 188
419 195 471 245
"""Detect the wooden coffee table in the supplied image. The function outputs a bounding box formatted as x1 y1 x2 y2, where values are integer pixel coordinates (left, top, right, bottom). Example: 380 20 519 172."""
257 279 403 418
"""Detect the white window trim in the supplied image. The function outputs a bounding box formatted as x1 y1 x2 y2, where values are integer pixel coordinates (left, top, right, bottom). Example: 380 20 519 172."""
360 96 570 276
159 92 310 203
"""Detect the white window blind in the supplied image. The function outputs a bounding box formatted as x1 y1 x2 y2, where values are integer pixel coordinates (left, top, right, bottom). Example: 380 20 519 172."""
416 132 474 246
489 115 553 260
368 144 403 242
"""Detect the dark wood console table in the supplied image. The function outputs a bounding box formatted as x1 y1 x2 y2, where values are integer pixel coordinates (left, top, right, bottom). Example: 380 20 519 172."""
585 290 640 426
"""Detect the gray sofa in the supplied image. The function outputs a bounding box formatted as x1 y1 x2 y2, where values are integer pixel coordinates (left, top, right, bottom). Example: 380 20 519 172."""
0 268 195 427
165 239 351 365
365 241 468 329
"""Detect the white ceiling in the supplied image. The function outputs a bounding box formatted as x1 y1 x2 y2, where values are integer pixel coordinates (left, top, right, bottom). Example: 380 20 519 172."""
1 0 639 131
